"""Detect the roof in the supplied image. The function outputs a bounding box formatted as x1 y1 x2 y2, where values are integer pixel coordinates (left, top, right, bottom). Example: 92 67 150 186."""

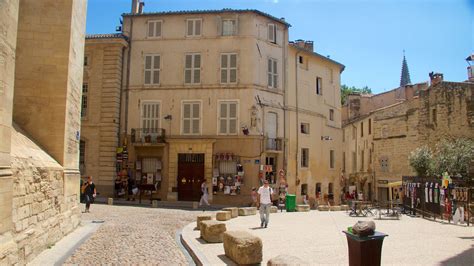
85 33 128 40
289 44 345 72
122 9 291 27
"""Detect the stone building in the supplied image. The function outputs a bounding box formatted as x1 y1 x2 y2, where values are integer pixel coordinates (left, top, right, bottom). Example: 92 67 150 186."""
81 3 344 205
342 70 474 202
0 0 86 264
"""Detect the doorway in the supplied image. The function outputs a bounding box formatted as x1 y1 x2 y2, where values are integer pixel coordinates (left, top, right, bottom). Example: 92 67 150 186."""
177 153 205 201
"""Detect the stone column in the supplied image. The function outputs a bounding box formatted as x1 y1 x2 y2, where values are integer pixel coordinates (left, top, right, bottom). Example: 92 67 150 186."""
0 0 19 236
13 0 87 210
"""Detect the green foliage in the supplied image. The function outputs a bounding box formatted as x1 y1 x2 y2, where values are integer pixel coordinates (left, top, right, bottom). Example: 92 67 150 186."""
432 138 474 177
409 145 434 178
409 138 474 178
341 84 372 105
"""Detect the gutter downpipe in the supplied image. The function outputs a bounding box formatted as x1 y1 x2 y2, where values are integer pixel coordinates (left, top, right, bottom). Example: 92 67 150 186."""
118 45 126 145
295 51 301 192
124 16 133 142
283 29 288 178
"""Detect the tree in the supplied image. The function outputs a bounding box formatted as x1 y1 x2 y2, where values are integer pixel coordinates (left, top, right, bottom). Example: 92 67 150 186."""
409 145 434 178
341 85 372 105
432 138 474 177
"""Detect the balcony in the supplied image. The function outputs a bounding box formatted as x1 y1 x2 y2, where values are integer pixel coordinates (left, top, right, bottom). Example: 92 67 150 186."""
131 128 166 145
265 138 283 152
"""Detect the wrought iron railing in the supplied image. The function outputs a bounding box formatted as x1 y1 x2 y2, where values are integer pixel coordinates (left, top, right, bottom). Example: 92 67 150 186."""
131 128 166 144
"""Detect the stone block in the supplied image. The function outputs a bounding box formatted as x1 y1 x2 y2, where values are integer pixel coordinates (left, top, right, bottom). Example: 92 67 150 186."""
238 207 257 216
216 211 231 221
270 206 278 213
340 205 349 211
200 220 226 243
318 205 329 211
223 230 262 265
222 207 238 218
196 214 212 230
296 204 310 212
267 254 309 265
107 198 113 205
330 205 342 211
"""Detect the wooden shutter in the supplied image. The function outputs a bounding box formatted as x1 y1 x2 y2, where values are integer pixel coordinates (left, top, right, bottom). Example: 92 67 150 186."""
145 56 152 84
192 103 200 134
230 54 237 83
148 21 155 37
193 54 201 83
195 20 201 35
229 102 237 134
183 103 191 134
221 54 228 83
187 20 193 36
155 21 162 37
219 103 227 134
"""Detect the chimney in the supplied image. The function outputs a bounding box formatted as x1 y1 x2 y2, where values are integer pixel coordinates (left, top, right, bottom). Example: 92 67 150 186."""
295 39 305 49
429 72 443 86
131 0 139 14
304 41 314 52
466 54 474 81
138 1 145 14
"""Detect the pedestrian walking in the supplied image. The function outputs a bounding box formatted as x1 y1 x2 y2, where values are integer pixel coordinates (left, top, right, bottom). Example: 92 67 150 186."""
257 180 273 228
127 175 138 201
250 187 258 207
199 179 210 209
81 176 96 213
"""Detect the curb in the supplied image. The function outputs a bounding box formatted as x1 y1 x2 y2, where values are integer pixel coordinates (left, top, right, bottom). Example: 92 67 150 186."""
179 222 211 266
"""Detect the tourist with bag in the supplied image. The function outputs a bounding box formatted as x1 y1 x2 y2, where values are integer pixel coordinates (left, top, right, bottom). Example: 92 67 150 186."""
257 180 273 228
81 176 96 213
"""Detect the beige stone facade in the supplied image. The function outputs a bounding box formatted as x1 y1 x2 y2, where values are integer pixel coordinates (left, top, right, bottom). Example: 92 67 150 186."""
0 0 87 264
342 80 473 202
82 8 345 205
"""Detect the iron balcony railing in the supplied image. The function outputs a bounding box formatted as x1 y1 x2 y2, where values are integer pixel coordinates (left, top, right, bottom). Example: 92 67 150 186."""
131 128 166 144
266 138 283 151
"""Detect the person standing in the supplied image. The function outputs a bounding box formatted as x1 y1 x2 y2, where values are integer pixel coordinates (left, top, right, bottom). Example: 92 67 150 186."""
199 179 210 209
250 187 258 207
81 176 96 213
257 180 273 228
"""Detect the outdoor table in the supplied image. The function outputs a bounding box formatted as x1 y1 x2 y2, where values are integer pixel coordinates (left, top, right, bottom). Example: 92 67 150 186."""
343 230 388 266
349 201 373 216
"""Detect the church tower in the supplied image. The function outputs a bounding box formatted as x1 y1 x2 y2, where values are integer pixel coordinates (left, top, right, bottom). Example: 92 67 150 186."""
400 51 412 86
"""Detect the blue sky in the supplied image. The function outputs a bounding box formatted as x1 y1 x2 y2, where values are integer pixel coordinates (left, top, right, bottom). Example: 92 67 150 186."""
86 0 473 93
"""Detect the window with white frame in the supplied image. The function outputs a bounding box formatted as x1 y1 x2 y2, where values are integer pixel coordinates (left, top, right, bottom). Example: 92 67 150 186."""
186 19 202 37
144 55 160 85
221 53 237 84
268 23 276 43
185 54 201 84
219 101 238 135
141 102 160 130
222 19 237 36
81 83 88 117
147 20 162 38
267 58 278 89
182 102 201 135
301 148 309 168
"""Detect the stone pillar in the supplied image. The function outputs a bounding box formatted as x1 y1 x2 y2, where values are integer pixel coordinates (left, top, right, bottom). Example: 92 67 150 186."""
13 0 87 209
0 0 19 236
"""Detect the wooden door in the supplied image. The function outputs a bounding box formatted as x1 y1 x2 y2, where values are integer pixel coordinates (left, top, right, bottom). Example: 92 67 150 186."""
177 153 205 201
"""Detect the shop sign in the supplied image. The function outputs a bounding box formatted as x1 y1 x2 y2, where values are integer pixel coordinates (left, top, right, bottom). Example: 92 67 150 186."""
378 180 388 184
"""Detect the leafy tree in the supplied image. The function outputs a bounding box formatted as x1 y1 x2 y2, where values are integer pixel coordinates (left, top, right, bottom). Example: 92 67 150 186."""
409 145 434 178
432 138 474 177
341 85 372 105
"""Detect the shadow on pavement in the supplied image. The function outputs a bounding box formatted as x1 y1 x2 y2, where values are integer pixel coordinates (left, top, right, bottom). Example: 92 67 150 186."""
439 245 474 266
217 254 236 265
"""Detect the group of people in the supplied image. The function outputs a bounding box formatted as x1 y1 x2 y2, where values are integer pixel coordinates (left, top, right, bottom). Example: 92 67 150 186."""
115 176 139 201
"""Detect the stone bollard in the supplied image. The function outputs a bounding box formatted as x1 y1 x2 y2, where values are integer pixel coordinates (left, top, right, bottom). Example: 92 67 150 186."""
222 207 238 218
224 230 262 265
270 206 278 213
330 205 342 211
318 205 329 211
196 214 212 231
238 207 257 216
296 204 310 212
107 198 113 205
152 200 158 208
341 205 350 211
200 220 226 243
216 211 232 221
267 255 309 266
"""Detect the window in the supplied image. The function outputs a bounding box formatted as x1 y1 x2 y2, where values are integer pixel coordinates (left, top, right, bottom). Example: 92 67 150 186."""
222 19 236 36
182 102 201 135
141 102 160 130
147 20 162 38
221 53 237 83
316 183 322 198
79 140 85 174
301 184 308 196
298 56 303 64
268 23 276 43
329 68 334 84
342 152 346 172
329 109 334 121
431 108 437 125
81 83 88 117
300 123 310 134
186 19 202 37
360 122 364 137
330 150 335 169
144 55 160 85
185 54 201 84
219 101 238 135
342 129 345 142
368 119 372 135
328 183 334 195
352 151 356 172
352 127 356 140
267 58 278 89
301 148 309 168
316 77 322 95
361 150 365 171
84 56 89 66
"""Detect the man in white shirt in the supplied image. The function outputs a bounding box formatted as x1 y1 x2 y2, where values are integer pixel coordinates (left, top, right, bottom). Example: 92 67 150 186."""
257 180 273 228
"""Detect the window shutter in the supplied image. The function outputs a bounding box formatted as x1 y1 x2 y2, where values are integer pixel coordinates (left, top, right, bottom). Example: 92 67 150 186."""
221 69 227 83
185 70 191 83
268 24 275 42
195 20 201 35
155 21 162 37
220 118 227 134
183 104 191 118
229 103 237 133
230 69 237 83
194 69 200 83
216 16 222 36
192 103 200 118
221 54 228 68
185 55 192 68
230 54 237 68
194 54 201 68
148 22 155 37
187 20 193 35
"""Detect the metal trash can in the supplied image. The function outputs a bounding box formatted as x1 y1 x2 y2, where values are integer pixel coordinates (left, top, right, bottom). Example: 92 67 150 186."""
285 194 296 212
342 230 388 266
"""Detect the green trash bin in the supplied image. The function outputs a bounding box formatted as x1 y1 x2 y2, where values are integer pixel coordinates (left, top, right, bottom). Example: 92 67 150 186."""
286 194 296 212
